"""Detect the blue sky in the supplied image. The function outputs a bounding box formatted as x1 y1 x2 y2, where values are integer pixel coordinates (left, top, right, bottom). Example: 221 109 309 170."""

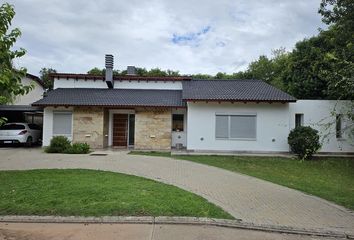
9 0 324 76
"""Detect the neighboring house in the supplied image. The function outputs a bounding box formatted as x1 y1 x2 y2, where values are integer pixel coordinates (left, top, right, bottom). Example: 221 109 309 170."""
32 56 353 153
0 74 45 125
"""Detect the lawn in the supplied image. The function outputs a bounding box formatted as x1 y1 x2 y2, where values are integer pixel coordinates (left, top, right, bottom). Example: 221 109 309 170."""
130 151 354 210
0 169 232 219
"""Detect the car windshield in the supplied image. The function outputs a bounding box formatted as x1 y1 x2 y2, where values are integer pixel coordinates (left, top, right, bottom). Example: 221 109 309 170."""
0 124 25 130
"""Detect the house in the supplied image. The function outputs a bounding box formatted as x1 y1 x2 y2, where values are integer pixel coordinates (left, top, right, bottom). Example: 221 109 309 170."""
0 74 44 126
32 55 353 153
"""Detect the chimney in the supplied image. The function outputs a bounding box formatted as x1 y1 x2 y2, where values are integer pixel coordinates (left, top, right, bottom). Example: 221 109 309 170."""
127 66 136 76
105 54 114 88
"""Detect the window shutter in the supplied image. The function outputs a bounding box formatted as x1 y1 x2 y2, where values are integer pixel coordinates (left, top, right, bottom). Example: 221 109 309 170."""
53 112 72 135
215 115 229 138
230 115 256 139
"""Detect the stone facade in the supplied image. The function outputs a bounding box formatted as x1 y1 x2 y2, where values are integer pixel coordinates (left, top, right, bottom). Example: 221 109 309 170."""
134 108 172 150
72 107 107 148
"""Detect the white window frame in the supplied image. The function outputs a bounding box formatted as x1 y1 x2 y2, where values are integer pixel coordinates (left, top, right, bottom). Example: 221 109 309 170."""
215 113 257 141
52 111 73 139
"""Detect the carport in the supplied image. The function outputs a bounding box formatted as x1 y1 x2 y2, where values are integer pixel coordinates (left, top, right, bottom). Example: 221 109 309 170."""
0 105 43 126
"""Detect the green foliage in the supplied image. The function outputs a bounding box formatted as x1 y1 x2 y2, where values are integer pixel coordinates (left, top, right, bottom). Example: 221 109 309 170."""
64 142 90 154
319 0 354 27
45 136 71 153
0 3 32 125
87 67 180 77
87 67 104 75
46 136 91 154
288 126 321 160
39 67 57 90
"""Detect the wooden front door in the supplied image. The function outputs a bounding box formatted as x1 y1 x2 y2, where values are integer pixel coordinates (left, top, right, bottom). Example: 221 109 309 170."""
113 114 128 147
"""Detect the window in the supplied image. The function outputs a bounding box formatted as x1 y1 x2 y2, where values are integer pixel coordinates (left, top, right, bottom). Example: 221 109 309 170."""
216 114 256 139
0 124 25 130
172 114 184 131
53 112 72 136
28 124 41 130
336 114 343 139
295 114 304 128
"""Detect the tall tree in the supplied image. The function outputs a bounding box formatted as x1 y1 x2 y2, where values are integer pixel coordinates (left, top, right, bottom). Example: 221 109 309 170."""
40 67 57 90
0 3 32 124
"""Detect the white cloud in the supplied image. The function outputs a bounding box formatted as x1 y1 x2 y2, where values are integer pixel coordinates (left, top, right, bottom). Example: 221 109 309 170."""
8 0 324 75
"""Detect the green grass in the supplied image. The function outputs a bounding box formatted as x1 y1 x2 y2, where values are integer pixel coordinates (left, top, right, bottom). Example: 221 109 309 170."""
0 169 232 219
130 151 354 210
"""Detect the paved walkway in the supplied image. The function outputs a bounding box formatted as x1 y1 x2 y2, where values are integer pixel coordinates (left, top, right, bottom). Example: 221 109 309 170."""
0 222 337 240
0 148 353 235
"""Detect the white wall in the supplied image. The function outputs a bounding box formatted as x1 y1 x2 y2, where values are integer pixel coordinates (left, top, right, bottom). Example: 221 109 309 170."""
54 78 182 90
42 107 73 146
14 77 44 105
289 100 353 153
114 81 182 90
54 78 107 89
187 102 291 152
187 100 354 153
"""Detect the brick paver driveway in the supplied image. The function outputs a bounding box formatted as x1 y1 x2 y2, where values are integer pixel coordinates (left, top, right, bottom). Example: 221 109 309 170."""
0 148 353 235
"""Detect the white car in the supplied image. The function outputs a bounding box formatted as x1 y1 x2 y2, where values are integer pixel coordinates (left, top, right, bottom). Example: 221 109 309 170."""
0 123 42 146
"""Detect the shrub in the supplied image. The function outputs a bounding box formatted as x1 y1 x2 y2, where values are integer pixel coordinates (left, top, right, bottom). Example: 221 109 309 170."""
288 126 321 160
45 136 71 153
65 143 91 154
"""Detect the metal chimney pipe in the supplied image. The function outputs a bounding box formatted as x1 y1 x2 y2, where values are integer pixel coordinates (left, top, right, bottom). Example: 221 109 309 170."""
105 54 114 88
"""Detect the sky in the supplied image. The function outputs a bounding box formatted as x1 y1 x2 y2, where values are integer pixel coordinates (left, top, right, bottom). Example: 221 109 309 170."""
9 0 325 76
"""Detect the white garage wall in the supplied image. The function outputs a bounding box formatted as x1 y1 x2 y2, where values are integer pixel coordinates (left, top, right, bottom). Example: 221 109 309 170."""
186 102 291 152
289 100 353 153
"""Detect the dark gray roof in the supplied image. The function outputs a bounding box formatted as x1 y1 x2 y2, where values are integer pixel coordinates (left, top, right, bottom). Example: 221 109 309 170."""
32 88 184 107
183 79 296 102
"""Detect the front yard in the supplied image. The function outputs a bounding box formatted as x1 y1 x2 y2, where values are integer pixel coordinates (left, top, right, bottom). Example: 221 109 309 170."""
0 169 232 219
130 152 354 210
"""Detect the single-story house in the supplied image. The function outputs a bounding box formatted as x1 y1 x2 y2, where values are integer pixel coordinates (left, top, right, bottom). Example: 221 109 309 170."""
32 56 353 153
0 73 44 125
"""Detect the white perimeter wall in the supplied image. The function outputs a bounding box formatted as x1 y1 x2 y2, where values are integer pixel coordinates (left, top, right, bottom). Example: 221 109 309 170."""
187 100 354 153
187 102 291 152
289 100 353 153
54 78 182 90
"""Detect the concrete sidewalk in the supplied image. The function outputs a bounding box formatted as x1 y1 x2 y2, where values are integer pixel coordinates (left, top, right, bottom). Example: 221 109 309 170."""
0 222 340 240
0 148 353 236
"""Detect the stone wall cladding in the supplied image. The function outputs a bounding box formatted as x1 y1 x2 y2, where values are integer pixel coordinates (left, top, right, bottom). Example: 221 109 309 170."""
73 107 104 148
135 108 172 150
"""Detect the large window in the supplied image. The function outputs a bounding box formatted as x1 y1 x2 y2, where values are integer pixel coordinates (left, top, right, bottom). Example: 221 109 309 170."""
172 114 184 131
53 112 72 137
216 114 256 140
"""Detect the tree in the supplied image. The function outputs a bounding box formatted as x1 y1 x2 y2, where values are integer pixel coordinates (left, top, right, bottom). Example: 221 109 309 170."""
87 67 104 75
319 0 354 27
40 67 57 90
0 3 32 124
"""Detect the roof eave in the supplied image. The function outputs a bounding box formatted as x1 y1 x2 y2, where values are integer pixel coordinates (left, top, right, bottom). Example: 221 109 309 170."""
32 103 186 108
183 99 297 103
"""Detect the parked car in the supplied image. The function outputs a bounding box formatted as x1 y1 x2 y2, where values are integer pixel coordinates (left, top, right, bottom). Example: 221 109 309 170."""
0 123 42 146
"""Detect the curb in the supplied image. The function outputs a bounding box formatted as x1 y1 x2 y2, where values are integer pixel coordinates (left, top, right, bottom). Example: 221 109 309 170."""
0 216 352 239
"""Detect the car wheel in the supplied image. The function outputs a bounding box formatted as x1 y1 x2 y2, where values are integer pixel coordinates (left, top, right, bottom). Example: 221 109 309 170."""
26 136 33 147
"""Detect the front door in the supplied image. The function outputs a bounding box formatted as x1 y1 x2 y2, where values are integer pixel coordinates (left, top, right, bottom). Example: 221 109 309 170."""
112 114 128 147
